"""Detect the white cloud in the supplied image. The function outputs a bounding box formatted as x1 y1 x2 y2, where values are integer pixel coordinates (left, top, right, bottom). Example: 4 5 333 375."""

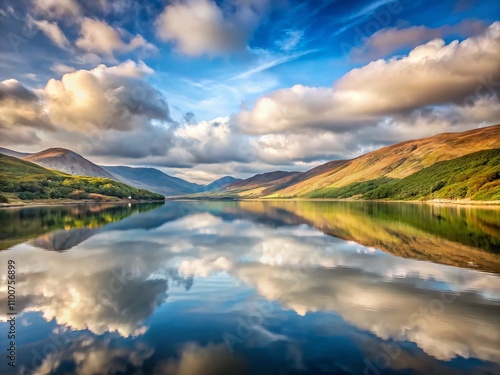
43 60 169 131
155 0 273 56
237 22 500 134
353 19 489 60
76 18 156 56
169 117 253 164
32 0 81 19
29 18 71 49
51 63 76 75
0 79 54 143
275 29 303 52
2 23 499 180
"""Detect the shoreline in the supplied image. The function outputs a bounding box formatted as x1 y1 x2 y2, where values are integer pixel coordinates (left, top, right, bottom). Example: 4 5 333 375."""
0 199 166 209
166 197 500 208
1 197 499 209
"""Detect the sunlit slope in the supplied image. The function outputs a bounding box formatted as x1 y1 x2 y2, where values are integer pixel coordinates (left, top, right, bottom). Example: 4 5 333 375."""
215 171 302 198
363 148 500 201
23 147 117 179
267 125 500 198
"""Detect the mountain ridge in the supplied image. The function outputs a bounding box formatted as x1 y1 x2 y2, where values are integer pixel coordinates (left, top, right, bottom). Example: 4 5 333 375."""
264 125 500 198
103 165 203 196
23 148 117 180
0 147 239 196
2 125 499 201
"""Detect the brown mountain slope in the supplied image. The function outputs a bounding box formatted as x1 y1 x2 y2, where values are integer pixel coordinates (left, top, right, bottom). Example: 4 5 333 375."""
224 171 303 198
267 125 500 198
23 148 117 180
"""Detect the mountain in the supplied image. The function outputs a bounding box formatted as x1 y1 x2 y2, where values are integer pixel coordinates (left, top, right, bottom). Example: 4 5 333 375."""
23 148 116 180
220 171 303 198
363 148 500 201
0 147 32 158
203 176 240 191
105 167 241 196
103 166 204 196
1 146 240 197
214 125 500 200
0 153 164 203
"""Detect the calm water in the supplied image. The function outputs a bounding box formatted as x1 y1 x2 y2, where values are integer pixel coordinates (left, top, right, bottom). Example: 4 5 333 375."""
0 201 499 375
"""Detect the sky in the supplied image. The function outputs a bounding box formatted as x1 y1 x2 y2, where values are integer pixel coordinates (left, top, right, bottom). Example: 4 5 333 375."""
0 0 499 184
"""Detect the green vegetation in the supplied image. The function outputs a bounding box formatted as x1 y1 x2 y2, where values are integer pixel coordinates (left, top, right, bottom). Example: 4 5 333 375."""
296 149 500 201
364 149 500 201
305 178 394 198
0 153 165 201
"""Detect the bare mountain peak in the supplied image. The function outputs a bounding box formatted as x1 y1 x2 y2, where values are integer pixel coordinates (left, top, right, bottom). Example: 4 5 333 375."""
23 148 116 180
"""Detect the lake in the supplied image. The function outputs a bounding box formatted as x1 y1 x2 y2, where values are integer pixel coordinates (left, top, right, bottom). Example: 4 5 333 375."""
0 201 499 375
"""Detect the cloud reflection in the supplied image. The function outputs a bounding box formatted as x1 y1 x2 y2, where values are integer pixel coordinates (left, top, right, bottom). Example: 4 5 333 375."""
1 202 499 367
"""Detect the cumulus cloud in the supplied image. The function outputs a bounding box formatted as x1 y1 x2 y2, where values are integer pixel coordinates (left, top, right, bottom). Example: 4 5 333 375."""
76 17 156 56
2 24 499 178
238 22 500 134
0 79 54 143
155 0 274 56
0 79 38 102
353 19 489 60
43 60 171 131
0 61 176 158
169 117 253 164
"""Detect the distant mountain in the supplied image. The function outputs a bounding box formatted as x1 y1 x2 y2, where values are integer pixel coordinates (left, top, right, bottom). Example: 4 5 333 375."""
23 148 116 180
103 166 204 196
221 171 303 198
1 146 240 197
203 176 240 191
207 125 500 201
0 147 32 158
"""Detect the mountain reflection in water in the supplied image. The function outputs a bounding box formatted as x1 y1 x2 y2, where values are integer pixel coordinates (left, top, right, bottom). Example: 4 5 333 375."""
0 201 498 375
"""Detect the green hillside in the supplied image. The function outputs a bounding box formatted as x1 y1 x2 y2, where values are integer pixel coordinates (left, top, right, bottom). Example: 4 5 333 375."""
0 153 165 202
363 148 500 201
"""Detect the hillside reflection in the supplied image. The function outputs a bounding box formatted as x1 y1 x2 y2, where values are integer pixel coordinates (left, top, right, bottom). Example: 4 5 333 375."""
0 202 164 251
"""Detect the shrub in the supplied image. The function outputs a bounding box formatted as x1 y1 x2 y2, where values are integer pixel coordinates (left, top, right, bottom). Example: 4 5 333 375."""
18 191 36 200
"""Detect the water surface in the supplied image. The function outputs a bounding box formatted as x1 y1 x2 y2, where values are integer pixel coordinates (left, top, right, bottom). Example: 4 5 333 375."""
0 201 499 375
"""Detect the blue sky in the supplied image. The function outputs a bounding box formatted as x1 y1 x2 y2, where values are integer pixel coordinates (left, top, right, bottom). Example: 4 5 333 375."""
0 0 499 183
